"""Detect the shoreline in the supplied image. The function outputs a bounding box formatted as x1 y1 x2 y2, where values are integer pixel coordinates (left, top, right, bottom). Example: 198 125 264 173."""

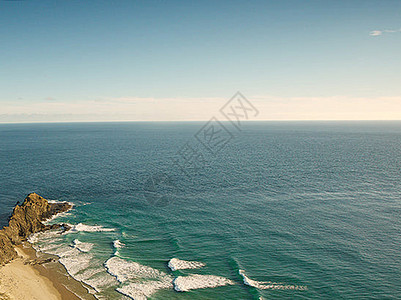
0 244 96 300
0 193 97 300
25 243 98 300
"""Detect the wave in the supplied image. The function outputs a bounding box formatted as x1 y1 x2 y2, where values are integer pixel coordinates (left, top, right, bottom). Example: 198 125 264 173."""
29 223 244 298
116 280 172 300
71 239 94 253
168 258 205 271
66 223 115 233
59 248 93 277
28 228 118 297
173 274 234 292
28 230 63 248
27 233 40 244
105 256 173 299
105 256 172 283
35 241 117 294
48 199 74 205
59 252 118 295
44 211 72 224
112 240 125 256
77 266 118 294
43 200 74 224
239 270 307 291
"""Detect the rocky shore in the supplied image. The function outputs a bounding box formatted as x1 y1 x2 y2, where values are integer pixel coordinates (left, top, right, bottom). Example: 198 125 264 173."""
0 193 72 266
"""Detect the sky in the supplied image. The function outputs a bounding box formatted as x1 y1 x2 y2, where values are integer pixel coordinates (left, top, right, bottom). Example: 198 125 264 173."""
0 0 400 122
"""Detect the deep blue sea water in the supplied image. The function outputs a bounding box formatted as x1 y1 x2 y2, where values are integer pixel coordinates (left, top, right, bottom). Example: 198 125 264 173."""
0 121 400 299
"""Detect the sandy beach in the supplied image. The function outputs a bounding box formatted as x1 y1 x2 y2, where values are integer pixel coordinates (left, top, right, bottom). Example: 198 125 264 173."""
0 245 94 300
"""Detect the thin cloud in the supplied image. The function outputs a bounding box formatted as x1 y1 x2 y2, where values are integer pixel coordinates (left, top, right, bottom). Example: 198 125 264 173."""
369 28 401 36
1 95 401 122
369 30 383 36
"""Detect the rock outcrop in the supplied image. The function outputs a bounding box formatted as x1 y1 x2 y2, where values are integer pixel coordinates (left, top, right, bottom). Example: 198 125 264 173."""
0 193 72 266
0 232 17 265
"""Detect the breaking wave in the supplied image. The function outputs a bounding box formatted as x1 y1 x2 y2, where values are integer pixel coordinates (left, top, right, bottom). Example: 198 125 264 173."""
28 227 118 297
173 274 234 292
71 239 94 253
168 258 205 271
112 240 125 256
43 200 74 224
66 223 115 233
105 256 173 299
239 270 307 291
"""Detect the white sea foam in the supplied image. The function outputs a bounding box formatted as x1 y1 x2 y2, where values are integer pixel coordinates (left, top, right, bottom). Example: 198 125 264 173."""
60 255 92 277
105 256 171 283
113 240 125 249
28 230 63 249
239 270 307 291
105 256 173 299
66 223 115 233
43 200 74 224
27 226 119 297
113 240 125 256
168 258 205 271
72 239 94 253
78 266 119 292
27 234 39 244
44 211 72 224
35 242 63 254
54 246 93 276
83 273 118 293
173 274 234 292
48 245 118 293
48 199 74 206
117 280 172 300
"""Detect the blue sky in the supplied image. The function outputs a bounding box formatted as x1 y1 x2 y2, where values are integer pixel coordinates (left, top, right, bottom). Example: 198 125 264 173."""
1 0 400 122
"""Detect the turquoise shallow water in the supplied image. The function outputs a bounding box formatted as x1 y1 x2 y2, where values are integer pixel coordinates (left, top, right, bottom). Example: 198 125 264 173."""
0 122 400 299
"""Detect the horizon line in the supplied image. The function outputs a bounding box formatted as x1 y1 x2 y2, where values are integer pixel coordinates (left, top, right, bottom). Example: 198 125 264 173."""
1 119 401 125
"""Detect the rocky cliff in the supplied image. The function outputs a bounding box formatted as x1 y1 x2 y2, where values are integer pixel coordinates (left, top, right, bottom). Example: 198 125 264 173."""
0 193 72 266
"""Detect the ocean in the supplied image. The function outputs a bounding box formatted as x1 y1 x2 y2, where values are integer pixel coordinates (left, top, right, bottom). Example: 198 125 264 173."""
0 121 400 299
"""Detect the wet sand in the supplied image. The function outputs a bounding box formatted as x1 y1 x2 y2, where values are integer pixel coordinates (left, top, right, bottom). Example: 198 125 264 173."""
0 244 96 300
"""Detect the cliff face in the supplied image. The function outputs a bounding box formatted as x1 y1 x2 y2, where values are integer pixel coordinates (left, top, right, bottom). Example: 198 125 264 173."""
0 232 17 265
0 193 72 266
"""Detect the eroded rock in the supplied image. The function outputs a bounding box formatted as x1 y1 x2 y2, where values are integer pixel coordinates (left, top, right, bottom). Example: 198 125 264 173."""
0 193 72 265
